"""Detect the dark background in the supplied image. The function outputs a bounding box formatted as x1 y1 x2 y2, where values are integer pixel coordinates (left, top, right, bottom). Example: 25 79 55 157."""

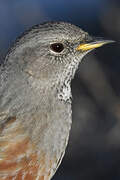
0 0 120 179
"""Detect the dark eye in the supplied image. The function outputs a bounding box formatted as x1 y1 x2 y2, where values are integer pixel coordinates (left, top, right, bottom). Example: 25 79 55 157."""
50 43 64 53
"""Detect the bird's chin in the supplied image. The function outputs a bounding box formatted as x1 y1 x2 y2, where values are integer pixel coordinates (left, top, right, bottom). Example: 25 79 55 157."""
82 49 93 56
78 49 93 61
75 51 88 63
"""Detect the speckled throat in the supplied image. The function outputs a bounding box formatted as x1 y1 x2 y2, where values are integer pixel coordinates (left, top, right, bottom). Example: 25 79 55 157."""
57 57 80 103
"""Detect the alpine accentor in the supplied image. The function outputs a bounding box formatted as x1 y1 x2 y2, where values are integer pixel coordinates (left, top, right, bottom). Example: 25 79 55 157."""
0 22 113 180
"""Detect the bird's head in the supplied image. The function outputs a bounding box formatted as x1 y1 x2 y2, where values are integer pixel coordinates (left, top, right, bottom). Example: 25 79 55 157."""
6 22 113 91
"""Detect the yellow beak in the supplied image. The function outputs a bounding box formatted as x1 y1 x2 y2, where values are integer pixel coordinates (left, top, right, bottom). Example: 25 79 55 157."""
76 40 114 52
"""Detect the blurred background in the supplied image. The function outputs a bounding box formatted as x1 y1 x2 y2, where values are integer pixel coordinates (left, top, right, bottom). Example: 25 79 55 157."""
0 0 120 179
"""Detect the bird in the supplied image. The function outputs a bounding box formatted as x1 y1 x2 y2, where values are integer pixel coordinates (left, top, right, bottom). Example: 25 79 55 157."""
0 22 114 180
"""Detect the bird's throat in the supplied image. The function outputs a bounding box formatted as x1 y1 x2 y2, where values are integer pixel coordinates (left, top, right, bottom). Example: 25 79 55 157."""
57 58 80 103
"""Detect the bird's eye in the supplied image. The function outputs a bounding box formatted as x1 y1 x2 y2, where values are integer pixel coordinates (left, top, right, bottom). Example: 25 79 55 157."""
50 43 64 53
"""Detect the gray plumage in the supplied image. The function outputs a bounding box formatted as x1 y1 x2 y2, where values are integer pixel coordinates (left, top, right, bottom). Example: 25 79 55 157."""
0 22 112 180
